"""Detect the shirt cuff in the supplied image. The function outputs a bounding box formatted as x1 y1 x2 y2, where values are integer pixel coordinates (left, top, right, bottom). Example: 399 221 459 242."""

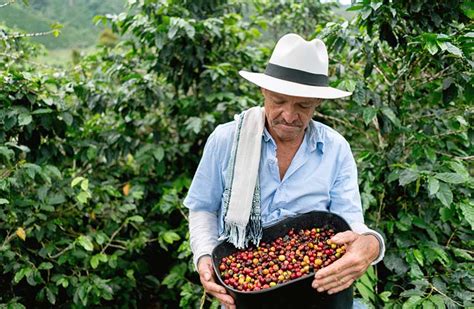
350 222 385 265
189 210 220 270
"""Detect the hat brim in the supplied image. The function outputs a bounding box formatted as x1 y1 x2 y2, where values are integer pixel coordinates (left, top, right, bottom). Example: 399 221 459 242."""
239 71 352 99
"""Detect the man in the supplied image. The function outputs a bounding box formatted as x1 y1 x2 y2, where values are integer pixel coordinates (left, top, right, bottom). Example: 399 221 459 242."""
184 34 385 308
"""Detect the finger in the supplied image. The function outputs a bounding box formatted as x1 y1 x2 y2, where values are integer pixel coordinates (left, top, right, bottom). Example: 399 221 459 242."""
207 291 235 307
201 270 213 282
327 277 354 295
331 231 358 244
313 266 356 287
313 271 357 292
314 253 351 279
202 279 227 295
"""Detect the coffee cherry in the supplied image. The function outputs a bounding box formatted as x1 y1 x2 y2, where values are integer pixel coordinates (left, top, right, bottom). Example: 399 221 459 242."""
218 225 346 292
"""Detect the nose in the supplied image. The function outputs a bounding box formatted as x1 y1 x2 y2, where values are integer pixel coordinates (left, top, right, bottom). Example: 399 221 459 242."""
281 103 299 124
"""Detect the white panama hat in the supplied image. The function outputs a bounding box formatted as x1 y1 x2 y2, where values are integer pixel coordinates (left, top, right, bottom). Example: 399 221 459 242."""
239 33 351 99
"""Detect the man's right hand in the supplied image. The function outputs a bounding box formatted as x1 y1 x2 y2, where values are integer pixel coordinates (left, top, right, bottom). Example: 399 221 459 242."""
197 255 236 309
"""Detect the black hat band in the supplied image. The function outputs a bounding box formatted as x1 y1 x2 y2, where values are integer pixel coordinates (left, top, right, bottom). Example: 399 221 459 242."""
264 63 328 87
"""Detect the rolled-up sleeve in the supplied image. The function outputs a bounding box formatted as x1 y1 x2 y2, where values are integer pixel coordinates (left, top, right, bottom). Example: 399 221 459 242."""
329 141 364 225
329 141 385 264
184 131 224 213
184 125 232 270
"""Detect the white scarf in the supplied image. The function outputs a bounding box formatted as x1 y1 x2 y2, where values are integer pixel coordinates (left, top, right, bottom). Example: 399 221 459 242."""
219 106 265 248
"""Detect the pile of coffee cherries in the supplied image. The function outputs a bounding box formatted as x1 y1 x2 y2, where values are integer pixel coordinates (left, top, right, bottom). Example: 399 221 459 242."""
217 226 346 292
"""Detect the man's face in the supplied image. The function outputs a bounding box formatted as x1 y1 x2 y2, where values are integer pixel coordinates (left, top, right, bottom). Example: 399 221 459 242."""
262 88 322 143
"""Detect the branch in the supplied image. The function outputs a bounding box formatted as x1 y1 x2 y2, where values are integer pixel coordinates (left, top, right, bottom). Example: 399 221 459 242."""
1 230 14 250
199 290 206 309
445 227 458 247
371 116 385 149
435 151 474 161
108 243 127 250
1 30 56 40
373 64 392 86
178 204 189 222
429 283 463 307
314 111 378 146
100 221 127 254
48 243 74 259
0 0 15 9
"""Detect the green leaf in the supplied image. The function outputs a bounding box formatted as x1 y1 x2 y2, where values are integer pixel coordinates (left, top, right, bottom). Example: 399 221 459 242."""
424 147 436 163
363 107 377 125
399 169 419 186
90 255 100 269
429 247 449 266
381 107 401 128
439 207 454 222
0 198 9 205
168 18 180 39
370 2 382 11
46 287 56 305
422 299 436 309
47 193 66 205
402 296 422 309
448 161 469 176
18 113 32 126
339 79 356 92
445 42 462 57
346 4 364 11
77 191 91 204
45 165 62 179
185 117 202 134
77 235 94 251
429 295 446 308
436 183 452 207
0 146 14 161
428 177 440 196
384 253 408 275
71 176 85 188
14 267 32 284
162 263 186 288
426 41 439 55
361 8 372 20
90 254 107 269
355 281 374 302
452 248 473 261
461 2 474 19
459 202 474 230
127 215 144 223
162 231 180 244
379 291 391 302
408 263 424 279
56 277 69 288
413 249 424 266
62 112 73 126
80 178 89 191
38 262 54 270
434 172 468 184
153 147 165 161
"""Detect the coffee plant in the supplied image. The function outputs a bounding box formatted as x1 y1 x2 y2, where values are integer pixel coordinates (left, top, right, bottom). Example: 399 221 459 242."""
1 0 472 308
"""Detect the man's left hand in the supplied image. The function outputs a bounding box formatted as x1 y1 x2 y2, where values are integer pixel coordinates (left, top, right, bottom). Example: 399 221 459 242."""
311 231 379 295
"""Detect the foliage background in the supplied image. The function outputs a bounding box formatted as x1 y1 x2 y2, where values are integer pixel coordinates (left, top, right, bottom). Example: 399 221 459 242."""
1 0 472 308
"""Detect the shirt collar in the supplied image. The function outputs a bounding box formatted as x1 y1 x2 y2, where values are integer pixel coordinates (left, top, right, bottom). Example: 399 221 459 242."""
307 120 325 154
263 126 275 146
262 120 325 153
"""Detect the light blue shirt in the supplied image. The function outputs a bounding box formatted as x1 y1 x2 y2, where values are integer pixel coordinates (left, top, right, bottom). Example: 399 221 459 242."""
184 119 365 233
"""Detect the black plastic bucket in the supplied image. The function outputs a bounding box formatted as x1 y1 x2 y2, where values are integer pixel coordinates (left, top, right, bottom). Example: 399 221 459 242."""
212 211 353 309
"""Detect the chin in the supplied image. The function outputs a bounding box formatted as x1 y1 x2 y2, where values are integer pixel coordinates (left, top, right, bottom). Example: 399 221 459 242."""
275 131 300 142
